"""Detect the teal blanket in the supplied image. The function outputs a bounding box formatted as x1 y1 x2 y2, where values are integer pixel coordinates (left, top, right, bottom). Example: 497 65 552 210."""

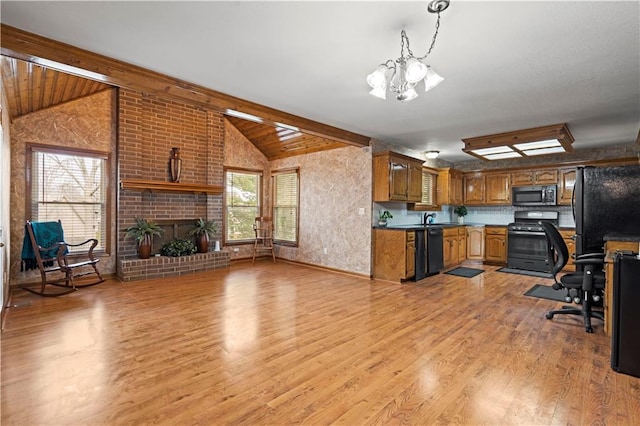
21 221 68 271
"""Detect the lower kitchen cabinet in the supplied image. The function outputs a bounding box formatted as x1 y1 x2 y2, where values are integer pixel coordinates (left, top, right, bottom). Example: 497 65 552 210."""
466 226 485 260
443 226 466 269
373 229 415 282
485 226 507 264
559 228 576 271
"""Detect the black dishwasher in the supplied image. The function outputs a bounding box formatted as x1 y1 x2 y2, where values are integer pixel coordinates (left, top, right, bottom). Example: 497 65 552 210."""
414 226 444 281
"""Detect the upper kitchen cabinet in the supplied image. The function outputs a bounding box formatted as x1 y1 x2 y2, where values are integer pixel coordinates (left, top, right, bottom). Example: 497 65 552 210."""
409 167 439 211
373 152 423 202
463 173 485 205
437 168 463 206
511 169 558 187
558 167 576 205
484 172 511 205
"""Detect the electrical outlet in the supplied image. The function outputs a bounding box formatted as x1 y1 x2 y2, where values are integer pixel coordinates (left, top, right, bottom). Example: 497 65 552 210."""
358 207 365 215
323 247 328 255
233 248 239 252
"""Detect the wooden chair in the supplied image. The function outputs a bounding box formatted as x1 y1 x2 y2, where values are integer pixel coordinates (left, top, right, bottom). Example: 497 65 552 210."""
252 217 276 264
22 220 104 296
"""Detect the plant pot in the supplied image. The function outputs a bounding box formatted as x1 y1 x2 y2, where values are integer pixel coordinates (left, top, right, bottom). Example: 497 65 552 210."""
196 233 209 253
378 220 388 227
138 234 153 259
457 216 465 224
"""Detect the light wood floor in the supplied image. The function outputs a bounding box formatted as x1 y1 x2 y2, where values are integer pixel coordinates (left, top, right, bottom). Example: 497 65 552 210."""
2 261 639 425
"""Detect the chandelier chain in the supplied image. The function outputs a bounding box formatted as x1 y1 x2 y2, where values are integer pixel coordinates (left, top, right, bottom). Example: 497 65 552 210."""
418 11 441 60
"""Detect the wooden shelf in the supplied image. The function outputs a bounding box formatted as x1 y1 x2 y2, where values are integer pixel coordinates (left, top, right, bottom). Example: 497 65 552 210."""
120 179 223 195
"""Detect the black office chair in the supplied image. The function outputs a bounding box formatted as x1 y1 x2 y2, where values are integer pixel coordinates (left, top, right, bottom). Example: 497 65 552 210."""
540 221 606 333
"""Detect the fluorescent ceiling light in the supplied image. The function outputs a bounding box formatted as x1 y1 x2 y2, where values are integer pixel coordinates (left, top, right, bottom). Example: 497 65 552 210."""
225 109 263 123
521 146 567 156
275 122 299 131
471 146 514 156
483 152 522 160
513 139 561 150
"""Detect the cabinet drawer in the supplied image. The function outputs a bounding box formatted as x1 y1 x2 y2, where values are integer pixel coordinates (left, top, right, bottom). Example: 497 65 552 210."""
486 227 507 235
443 227 459 237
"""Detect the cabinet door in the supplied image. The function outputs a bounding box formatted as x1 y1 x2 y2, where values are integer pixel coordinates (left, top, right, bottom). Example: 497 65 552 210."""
452 171 464 205
559 229 576 271
458 231 466 262
389 159 409 200
464 175 485 205
534 169 558 184
511 171 534 187
485 173 511 205
443 235 456 269
406 232 416 278
466 227 485 260
485 227 507 263
558 168 576 206
407 162 423 202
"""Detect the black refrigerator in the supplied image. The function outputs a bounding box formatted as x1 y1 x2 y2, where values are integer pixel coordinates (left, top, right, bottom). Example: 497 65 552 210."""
573 165 640 256
611 253 640 378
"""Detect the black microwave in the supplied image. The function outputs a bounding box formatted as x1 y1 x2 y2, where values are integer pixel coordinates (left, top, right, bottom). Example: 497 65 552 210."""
512 185 557 206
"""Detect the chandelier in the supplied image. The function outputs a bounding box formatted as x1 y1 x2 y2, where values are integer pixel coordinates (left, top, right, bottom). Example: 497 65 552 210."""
366 0 450 102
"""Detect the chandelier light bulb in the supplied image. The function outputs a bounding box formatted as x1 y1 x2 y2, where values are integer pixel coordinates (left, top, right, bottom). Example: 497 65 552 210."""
424 66 445 92
367 66 388 89
405 58 428 83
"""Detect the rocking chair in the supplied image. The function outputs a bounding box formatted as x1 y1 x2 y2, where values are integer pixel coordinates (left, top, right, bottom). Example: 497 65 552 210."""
22 220 104 296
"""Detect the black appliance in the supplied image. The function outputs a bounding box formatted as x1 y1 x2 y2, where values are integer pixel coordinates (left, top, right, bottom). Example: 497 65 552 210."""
611 253 640 378
574 165 640 257
507 210 559 272
512 185 557 206
414 226 444 281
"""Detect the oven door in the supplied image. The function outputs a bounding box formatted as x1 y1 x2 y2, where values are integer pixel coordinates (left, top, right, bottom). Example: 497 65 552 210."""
507 230 550 272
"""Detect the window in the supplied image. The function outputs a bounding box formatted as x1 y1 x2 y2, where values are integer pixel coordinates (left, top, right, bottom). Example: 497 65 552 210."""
272 169 299 245
225 169 261 243
421 168 437 205
27 146 108 252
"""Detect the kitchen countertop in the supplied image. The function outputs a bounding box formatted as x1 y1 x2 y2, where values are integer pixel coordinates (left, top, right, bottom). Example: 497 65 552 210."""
603 233 640 242
374 222 497 230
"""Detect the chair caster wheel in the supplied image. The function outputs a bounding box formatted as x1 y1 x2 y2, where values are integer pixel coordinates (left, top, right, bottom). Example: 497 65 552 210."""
545 313 554 320
586 326 593 333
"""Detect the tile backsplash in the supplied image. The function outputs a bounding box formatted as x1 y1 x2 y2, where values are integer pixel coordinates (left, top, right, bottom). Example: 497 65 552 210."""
374 203 575 228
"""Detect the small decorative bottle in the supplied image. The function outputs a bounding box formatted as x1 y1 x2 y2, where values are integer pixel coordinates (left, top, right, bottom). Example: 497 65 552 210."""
169 148 182 182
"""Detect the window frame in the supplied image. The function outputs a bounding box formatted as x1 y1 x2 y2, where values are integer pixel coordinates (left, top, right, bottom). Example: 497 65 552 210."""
271 168 300 247
25 143 112 254
223 167 263 245
410 166 440 211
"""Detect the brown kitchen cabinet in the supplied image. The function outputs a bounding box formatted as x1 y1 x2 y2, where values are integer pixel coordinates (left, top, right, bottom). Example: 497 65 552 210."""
485 226 507 264
373 229 416 282
443 226 466 269
511 169 558 186
484 173 511 205
558 167 576 205
466 226 485 260
463 173 485 205
559 228 576 271
373 152 423 202
437 168 463 206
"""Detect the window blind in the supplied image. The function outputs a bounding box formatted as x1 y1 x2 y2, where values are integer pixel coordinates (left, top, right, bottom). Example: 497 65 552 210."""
273 171 298 244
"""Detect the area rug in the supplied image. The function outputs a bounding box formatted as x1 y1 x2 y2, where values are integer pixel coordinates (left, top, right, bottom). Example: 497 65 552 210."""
444 267 485 278
524 284 567 302
497 267 552 279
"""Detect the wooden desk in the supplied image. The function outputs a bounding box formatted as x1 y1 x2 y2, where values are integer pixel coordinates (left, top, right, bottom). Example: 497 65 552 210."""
604 239 640 336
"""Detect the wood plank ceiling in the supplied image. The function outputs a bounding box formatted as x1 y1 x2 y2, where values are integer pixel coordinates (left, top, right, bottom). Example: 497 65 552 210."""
1 56 111 119
1 55 354 160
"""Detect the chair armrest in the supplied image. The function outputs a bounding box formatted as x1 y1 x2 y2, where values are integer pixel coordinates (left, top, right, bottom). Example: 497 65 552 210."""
36 241 65 253
64 239 99 257
574 257 605 266
576 252 605 260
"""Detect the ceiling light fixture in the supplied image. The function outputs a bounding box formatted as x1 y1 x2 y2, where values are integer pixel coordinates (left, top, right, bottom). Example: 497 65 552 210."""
462 123 575 161
424 150 440 159
366 0 450 102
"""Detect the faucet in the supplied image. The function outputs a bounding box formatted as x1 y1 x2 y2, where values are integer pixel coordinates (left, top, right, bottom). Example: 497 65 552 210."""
423 212 436 225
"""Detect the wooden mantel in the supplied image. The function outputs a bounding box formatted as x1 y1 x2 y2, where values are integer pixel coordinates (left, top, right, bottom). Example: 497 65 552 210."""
120 179 223 195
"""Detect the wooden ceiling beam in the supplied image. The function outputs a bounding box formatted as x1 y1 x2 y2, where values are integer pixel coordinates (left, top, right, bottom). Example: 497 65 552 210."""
1 24 371 148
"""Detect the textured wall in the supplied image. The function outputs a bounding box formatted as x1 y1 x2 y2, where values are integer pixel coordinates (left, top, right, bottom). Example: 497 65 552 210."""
270 146 373 276
9 89 116 285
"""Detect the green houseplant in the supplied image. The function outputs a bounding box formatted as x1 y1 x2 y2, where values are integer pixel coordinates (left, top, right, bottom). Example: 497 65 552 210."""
187 218 218 253
125 218 164 259
378 210 393 227
160 239 197 257
454 205 468 224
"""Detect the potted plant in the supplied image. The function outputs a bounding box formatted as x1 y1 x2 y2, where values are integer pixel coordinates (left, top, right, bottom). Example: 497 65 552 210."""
378 210 393 227
454 205 468 224
125 217 164 259
187 218 218 253
160 239 197 257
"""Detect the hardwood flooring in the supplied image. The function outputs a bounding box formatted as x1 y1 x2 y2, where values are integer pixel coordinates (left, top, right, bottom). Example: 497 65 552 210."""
2 261 639 425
